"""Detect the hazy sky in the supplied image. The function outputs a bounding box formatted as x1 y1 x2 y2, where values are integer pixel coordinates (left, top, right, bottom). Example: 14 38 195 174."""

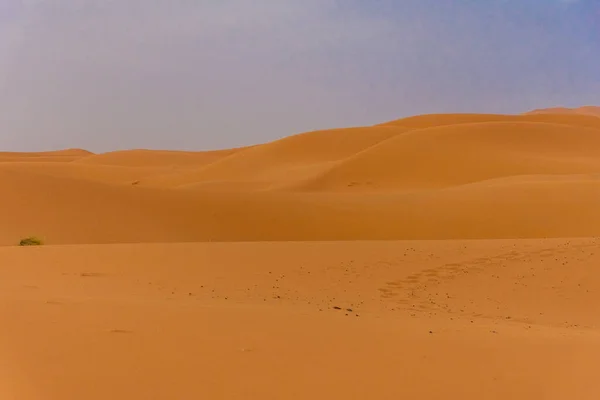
0 0 599 152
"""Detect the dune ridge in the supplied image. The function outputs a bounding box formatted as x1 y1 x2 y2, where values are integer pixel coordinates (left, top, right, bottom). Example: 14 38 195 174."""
0 148 93 157
0 149 93 163
525 105 600 118
73 147 249 168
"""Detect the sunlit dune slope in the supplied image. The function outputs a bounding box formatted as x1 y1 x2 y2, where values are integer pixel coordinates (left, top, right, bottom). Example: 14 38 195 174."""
138 113 600 190
137 126 409 189
295 121 600 191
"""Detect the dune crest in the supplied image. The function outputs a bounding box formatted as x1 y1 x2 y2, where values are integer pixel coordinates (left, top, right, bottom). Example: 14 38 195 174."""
525 105 600 118
73 148 248 168
0 148 93 163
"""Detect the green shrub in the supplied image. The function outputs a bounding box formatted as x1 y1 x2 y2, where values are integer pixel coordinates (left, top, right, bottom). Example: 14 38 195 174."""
19 237 43 246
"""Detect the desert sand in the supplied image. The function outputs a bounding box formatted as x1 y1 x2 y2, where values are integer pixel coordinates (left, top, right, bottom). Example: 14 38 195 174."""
2 108 600 399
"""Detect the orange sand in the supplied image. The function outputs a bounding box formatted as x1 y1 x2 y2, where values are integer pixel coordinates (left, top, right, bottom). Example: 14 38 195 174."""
2 108 600 399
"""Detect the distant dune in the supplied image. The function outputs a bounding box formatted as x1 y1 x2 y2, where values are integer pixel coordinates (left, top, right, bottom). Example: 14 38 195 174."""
0 148 93 157
525 105 600 118
73 148 248 168
0 148 93 163
2 108 600 245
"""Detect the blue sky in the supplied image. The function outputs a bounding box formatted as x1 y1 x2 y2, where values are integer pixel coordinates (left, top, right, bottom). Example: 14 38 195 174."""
0 0 598 151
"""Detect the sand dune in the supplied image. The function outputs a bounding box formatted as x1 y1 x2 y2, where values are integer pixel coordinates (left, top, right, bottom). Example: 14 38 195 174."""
138 114 600 191
525 105 600 118
74 148 248 168
0 162 169 185
0 149 92 163
296 120 600 191
137 126 409 189
0 148 92 157
4 167 600 243
380 111 600 130
4 108 600 398
2 111 600 243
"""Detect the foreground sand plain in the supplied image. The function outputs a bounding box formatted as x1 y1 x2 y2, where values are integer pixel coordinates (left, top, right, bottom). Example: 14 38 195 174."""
2 107 600 398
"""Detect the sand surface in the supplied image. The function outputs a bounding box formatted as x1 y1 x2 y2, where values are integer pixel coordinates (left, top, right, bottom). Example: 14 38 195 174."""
4 111 600 244
3 109 600 398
